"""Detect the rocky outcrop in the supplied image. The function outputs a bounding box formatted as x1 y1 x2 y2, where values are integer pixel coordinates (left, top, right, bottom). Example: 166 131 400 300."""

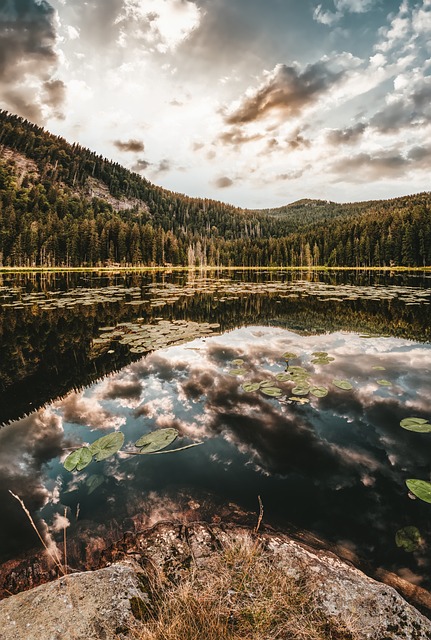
0 522 430 640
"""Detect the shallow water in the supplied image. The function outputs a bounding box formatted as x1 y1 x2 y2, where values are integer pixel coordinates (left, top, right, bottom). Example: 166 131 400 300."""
0 270 430 589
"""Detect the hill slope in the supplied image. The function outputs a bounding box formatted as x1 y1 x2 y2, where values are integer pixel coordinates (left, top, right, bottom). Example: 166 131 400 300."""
0 110 430 267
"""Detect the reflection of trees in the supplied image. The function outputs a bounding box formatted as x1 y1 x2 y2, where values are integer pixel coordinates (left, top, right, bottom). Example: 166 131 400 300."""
0 273 430 424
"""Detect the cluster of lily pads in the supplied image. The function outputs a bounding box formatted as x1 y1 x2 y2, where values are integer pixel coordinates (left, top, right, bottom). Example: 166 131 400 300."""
63 427 201 476
400 416 431 512
227 350 354 405
92 319 220 358
1 277 429 312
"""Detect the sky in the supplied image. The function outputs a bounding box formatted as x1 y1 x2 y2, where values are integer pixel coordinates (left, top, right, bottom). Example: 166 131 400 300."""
0 0 430 207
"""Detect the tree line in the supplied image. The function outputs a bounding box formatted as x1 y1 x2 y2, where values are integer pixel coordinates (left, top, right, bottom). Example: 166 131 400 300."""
0 110 430 267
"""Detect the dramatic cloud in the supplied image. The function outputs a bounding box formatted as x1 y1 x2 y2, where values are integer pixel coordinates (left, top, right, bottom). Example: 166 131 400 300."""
0 0 64 121
113 138 145 152
55 392 126 431
222 61 345 126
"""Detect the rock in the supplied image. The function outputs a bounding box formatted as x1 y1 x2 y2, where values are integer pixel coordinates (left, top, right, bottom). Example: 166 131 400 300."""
1 522 430 640
0 561 147 640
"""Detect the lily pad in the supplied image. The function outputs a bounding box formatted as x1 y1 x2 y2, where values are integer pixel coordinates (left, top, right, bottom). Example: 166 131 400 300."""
310 386 328 398
376 379 392 387
232 359 244 365
372 365 386 371
89 432 125 461
260 380 277 388
312 351 328 357
291 387 310 396
64 447 92 472
135 428 178 453
241 382 261 393
283 352 298 360
261 387 283 397
395 526 422 553
275 373 291 382
406 479 431 503
228 368 248 376
332 379 353 391
400 417 431 433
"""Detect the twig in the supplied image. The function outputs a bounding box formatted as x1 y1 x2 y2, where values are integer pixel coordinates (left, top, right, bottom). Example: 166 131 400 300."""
63 507 68 575
123 442 204 456
8 490 65 575
254 495 264 534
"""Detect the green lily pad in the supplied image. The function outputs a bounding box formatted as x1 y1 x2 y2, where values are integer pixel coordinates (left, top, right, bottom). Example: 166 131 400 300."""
400 417 431 432
232 359 244 365
241 382 261 393
64 447 92 472
312 351 328 357
282 352 298 360
372 365 386 371
310 386 329 398
376 379 392 387
260 380 277 388
86 474 105 494
332 379 353 391
275 373 291 382
406 479 431 503
395 526 422 553
228 368 248 376
291 387 310 396
135 428 178 453
89 431 125 461
261 387 282 397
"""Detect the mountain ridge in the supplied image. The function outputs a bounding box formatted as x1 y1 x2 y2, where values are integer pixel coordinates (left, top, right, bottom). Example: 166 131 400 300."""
0 110 430 267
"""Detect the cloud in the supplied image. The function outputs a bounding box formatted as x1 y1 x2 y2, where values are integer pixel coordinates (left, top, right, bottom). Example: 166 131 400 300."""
218 127 264 147
55 392 126 431
313 0 374 26
222 61 346 126
131 158 151 172
327 122 367 145
214 176 234 188
113 138 145 152
0 409 65 560
115 0 202 53
0 0 64 122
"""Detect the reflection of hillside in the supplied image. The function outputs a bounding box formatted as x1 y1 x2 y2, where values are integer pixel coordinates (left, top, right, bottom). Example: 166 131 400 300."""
0 278 430 424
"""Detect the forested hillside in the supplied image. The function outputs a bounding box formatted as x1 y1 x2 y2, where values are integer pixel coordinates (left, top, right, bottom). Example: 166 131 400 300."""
0 110 430 267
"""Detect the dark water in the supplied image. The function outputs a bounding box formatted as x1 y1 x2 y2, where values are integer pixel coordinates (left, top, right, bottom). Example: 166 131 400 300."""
0 269 430 589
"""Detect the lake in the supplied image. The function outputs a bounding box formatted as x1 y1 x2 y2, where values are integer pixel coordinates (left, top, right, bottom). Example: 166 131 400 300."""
0 269 430 592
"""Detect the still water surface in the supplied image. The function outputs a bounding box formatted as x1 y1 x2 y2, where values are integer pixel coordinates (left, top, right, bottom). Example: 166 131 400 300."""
0 270 430 590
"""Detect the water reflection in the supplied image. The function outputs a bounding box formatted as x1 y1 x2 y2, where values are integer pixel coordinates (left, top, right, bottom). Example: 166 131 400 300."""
1 325 430 592
0 271 430 424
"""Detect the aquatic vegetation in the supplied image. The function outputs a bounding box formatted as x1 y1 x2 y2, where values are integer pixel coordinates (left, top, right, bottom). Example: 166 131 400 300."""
406 479 431 504
400 417 431 433
135 428 178 453
395 526 422 553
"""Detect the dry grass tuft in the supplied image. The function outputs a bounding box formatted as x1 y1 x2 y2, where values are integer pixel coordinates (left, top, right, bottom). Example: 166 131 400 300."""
130 534 358 640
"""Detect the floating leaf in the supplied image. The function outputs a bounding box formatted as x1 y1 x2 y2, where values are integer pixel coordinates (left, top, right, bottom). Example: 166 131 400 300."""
372 365 386 371
86 474 104 494
261 387 282 397
312 351 328 357
232 359 244 365
332 379 353 391
376 379 392 387
395 526 422 553
228 368 248 376
260 380 277 388
135 428 178 453
291 387 310 396
241 382 261 393
89 432 125 461
400 417 431 432
275 373 291 382
310 386 328 398
64 447 92 472
406 479 431 503
283 352 298 360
